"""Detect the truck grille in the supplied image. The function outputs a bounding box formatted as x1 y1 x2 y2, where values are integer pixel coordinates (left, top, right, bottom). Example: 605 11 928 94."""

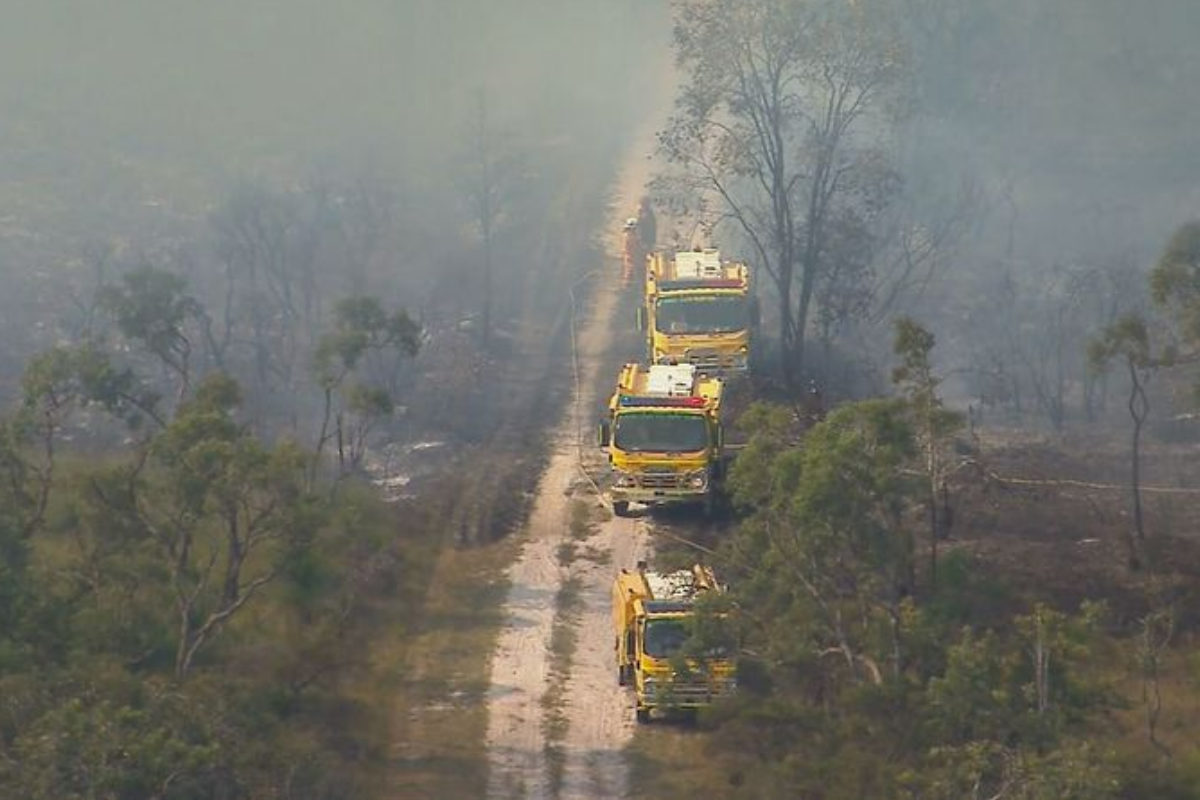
638 473 684 490
657 680 736 704
681 348 745 371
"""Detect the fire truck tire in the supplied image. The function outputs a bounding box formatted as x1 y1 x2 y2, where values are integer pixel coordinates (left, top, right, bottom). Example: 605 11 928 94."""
612 500 630 517
636 707 651 724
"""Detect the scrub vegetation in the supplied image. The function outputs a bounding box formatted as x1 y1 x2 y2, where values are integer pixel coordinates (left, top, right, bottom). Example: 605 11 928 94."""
8 0 1200 797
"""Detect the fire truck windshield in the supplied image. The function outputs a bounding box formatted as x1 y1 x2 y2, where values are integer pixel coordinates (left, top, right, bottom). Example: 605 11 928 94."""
644 618 731 659
656 295 746 334
613 412 708 453
643 619 689 658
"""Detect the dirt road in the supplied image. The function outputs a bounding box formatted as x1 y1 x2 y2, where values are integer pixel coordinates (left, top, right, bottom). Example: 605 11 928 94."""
482 117 663 799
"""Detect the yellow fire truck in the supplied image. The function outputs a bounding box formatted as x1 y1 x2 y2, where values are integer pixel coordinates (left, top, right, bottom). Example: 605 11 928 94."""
641 248 754 373
613 562 736 722
598 363 723 517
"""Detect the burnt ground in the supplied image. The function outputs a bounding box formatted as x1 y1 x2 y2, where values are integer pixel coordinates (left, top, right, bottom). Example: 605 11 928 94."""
945 428 1200 630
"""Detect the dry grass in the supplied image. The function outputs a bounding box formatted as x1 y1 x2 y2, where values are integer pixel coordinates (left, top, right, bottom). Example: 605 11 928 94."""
383 537 518 800
542 570 585 796
537 499 606 795
625 725 726 800
1101 637 1200 794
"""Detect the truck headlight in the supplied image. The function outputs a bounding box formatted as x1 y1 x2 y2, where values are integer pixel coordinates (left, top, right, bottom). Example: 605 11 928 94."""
614 471 638 488
687 471 708 490
642 677 657 696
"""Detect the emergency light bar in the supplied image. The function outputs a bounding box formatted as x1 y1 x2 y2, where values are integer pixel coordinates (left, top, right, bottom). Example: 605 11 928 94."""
643 600 696 614
658 279 744 292
618 395 708 408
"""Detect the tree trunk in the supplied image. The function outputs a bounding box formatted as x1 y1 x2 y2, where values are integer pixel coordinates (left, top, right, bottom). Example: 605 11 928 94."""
926 419 940 591
336 412 346 471
175 605 194 681
1032 611 1050 715
481 211 493 349
778 287 796 383
223 507 243 605
1127 359 1149 567
311 384 335 487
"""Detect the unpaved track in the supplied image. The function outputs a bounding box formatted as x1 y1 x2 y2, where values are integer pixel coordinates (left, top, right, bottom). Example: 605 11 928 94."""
555 513 646 800
483 119 662 799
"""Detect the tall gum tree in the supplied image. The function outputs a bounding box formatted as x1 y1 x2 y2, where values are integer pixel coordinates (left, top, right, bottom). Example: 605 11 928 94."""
1150 221 1200 359
130 374 318 680
659 0 907 384
892 316 961 589
726 398 919 684
311 296 421 478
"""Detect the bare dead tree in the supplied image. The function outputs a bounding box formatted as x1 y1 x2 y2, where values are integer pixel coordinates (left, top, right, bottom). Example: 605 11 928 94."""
65 242 114 340
868 177 982 323
210 183 330 399
455 91 524 350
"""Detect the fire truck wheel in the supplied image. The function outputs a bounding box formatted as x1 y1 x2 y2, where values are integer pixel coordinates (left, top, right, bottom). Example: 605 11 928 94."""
612 500 630 517
636 707 651 724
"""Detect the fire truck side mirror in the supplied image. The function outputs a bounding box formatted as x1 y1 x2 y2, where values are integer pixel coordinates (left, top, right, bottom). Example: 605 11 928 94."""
598 420 611 448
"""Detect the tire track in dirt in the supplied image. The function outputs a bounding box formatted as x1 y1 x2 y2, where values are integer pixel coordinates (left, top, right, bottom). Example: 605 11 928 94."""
555 512 647 800
483 117 662 799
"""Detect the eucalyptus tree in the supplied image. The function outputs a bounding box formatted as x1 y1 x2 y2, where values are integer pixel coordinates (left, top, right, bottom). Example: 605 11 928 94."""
98 265 206 407
892 316 961 588
1149 221 1200 360
312 296 421 476
659 0 908 383
119 375 319 680
727 399 919 685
